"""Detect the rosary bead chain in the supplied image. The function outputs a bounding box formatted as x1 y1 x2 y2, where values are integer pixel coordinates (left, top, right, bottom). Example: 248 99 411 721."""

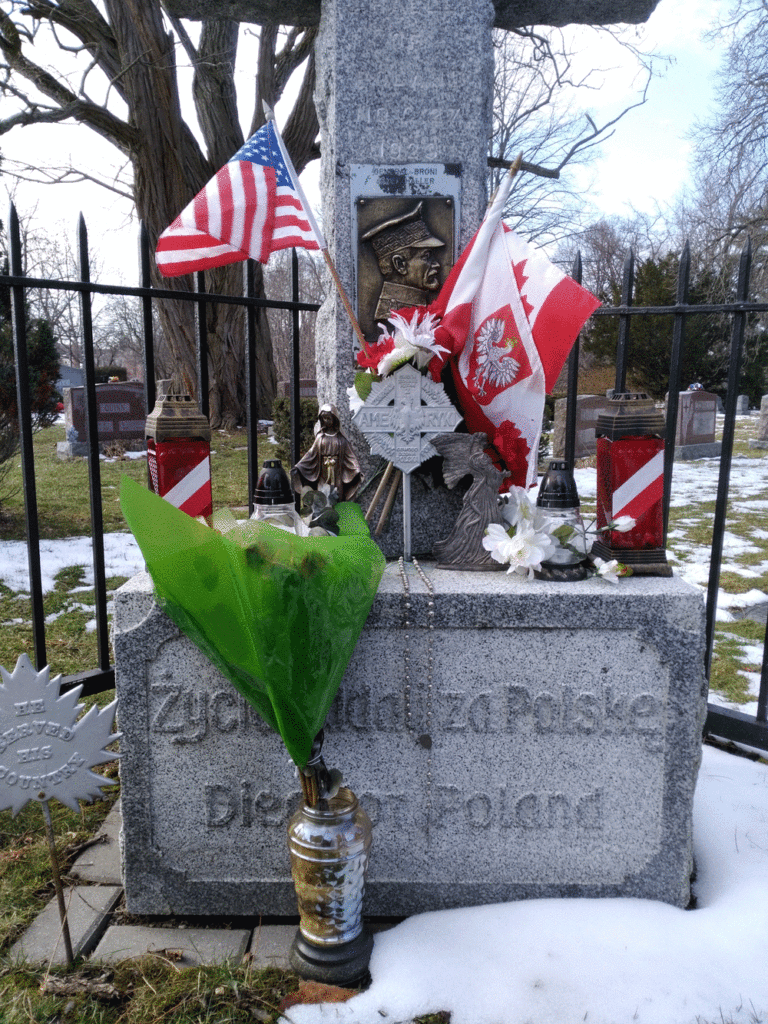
399 557 435 812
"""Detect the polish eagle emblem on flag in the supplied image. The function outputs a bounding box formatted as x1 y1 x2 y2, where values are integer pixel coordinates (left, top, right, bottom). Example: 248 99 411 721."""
469 308 532 401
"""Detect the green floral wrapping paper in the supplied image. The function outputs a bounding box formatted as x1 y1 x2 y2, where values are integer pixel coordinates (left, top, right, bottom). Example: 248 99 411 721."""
120 477 385 767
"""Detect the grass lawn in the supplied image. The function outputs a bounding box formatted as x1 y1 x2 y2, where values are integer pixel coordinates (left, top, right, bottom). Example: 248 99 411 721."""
0 423 281 680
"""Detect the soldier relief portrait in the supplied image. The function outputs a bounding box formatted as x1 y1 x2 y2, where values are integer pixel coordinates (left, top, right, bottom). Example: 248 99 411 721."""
356 196 454 349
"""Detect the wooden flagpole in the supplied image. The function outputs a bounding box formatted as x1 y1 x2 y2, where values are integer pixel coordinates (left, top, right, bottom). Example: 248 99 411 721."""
489 151 523 208
264 105 373 358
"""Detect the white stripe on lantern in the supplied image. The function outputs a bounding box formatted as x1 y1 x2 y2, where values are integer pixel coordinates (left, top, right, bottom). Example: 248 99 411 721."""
612 448 664 519
163 456 211 510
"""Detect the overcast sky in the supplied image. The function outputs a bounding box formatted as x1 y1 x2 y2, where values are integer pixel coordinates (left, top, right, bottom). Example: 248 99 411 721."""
1 0 724 281
571 0 722 219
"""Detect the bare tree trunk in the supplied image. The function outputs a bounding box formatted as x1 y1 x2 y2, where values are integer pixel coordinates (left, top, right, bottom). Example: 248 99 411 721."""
98 2 282 425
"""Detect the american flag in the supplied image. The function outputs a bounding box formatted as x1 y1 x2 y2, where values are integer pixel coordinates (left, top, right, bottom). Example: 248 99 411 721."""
156 120 322 277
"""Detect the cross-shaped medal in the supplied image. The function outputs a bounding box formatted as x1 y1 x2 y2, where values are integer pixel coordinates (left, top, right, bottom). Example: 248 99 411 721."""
353 363 462 559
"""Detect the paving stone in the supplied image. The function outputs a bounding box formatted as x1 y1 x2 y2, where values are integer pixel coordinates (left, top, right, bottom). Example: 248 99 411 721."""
248 924 294 968
92 924 251 965
10 885 122 966
70 799 122 885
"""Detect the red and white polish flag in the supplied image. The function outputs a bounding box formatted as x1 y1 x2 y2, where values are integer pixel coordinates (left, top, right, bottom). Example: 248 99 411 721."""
426 171 600 488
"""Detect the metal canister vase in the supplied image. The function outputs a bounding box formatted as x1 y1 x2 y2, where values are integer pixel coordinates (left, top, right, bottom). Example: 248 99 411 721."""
287 787 373 985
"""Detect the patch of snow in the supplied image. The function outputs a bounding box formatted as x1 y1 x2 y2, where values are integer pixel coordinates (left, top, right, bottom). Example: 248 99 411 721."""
283 747 768 1024
0 534 145 594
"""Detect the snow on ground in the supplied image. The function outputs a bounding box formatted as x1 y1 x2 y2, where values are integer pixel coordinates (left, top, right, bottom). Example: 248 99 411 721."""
575 455 768 614
284 745 768 1024
0 532 144 594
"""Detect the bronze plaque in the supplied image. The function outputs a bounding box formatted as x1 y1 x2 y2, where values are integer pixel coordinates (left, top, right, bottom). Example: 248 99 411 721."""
352 164 460 350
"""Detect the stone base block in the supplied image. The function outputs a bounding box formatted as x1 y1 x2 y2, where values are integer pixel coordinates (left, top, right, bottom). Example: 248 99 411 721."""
113 566 707 918
57 440 146 460
11 886 122 965
674 442 722 461
92 925 250 965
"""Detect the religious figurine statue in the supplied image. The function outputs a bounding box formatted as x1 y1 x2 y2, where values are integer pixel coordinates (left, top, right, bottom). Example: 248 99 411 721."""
431 432 506 570
292 404 363 501
361 201 444 323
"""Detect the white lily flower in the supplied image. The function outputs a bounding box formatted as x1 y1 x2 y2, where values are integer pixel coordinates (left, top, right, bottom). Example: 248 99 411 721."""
482 522 517 565
346 383 364 416
501 486 552 534
377 310 450 377
507 525 557 578
593 556 621 583
610 515 636 533
484 522 556 579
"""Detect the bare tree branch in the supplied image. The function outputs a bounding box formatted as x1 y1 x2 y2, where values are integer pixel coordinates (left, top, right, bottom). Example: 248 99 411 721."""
2 157 134 200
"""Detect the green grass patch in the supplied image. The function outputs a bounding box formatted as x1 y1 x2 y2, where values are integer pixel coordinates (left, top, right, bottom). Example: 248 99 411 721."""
0 954 450 1023
711 621 765 704
718 569 768 594
0 959 299 1023
0 771 119 953
0 570 131 680
0 423 260 541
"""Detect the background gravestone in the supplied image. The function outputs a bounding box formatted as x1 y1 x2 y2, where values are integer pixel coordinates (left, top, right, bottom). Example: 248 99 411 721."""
59 382 146 457
749 394 768 450
668 390 721 461
552 395 612 460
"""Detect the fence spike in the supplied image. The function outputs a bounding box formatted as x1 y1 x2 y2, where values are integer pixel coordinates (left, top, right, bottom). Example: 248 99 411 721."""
614 248 635 394
7 199 47 668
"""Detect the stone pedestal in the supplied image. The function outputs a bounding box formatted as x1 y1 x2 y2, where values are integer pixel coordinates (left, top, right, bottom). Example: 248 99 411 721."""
114 566 706 916
313 0 493 476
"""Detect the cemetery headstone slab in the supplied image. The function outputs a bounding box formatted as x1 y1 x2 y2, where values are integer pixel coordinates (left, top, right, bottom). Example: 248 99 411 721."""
749 394 768 450
552 395 613 460
114 567 706 916
669 390 721 462
61 382 147 456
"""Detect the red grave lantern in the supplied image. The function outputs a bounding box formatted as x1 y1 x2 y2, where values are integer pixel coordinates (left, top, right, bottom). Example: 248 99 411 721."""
592 392 671 577
145 380 213 519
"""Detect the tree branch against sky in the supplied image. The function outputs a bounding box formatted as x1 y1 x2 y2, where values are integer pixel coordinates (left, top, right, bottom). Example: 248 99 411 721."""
489 23 659 247
0 2 319 428
686 1 768 271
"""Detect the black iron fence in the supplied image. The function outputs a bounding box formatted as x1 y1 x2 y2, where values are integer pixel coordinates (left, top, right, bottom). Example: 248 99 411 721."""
2 205 767 750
